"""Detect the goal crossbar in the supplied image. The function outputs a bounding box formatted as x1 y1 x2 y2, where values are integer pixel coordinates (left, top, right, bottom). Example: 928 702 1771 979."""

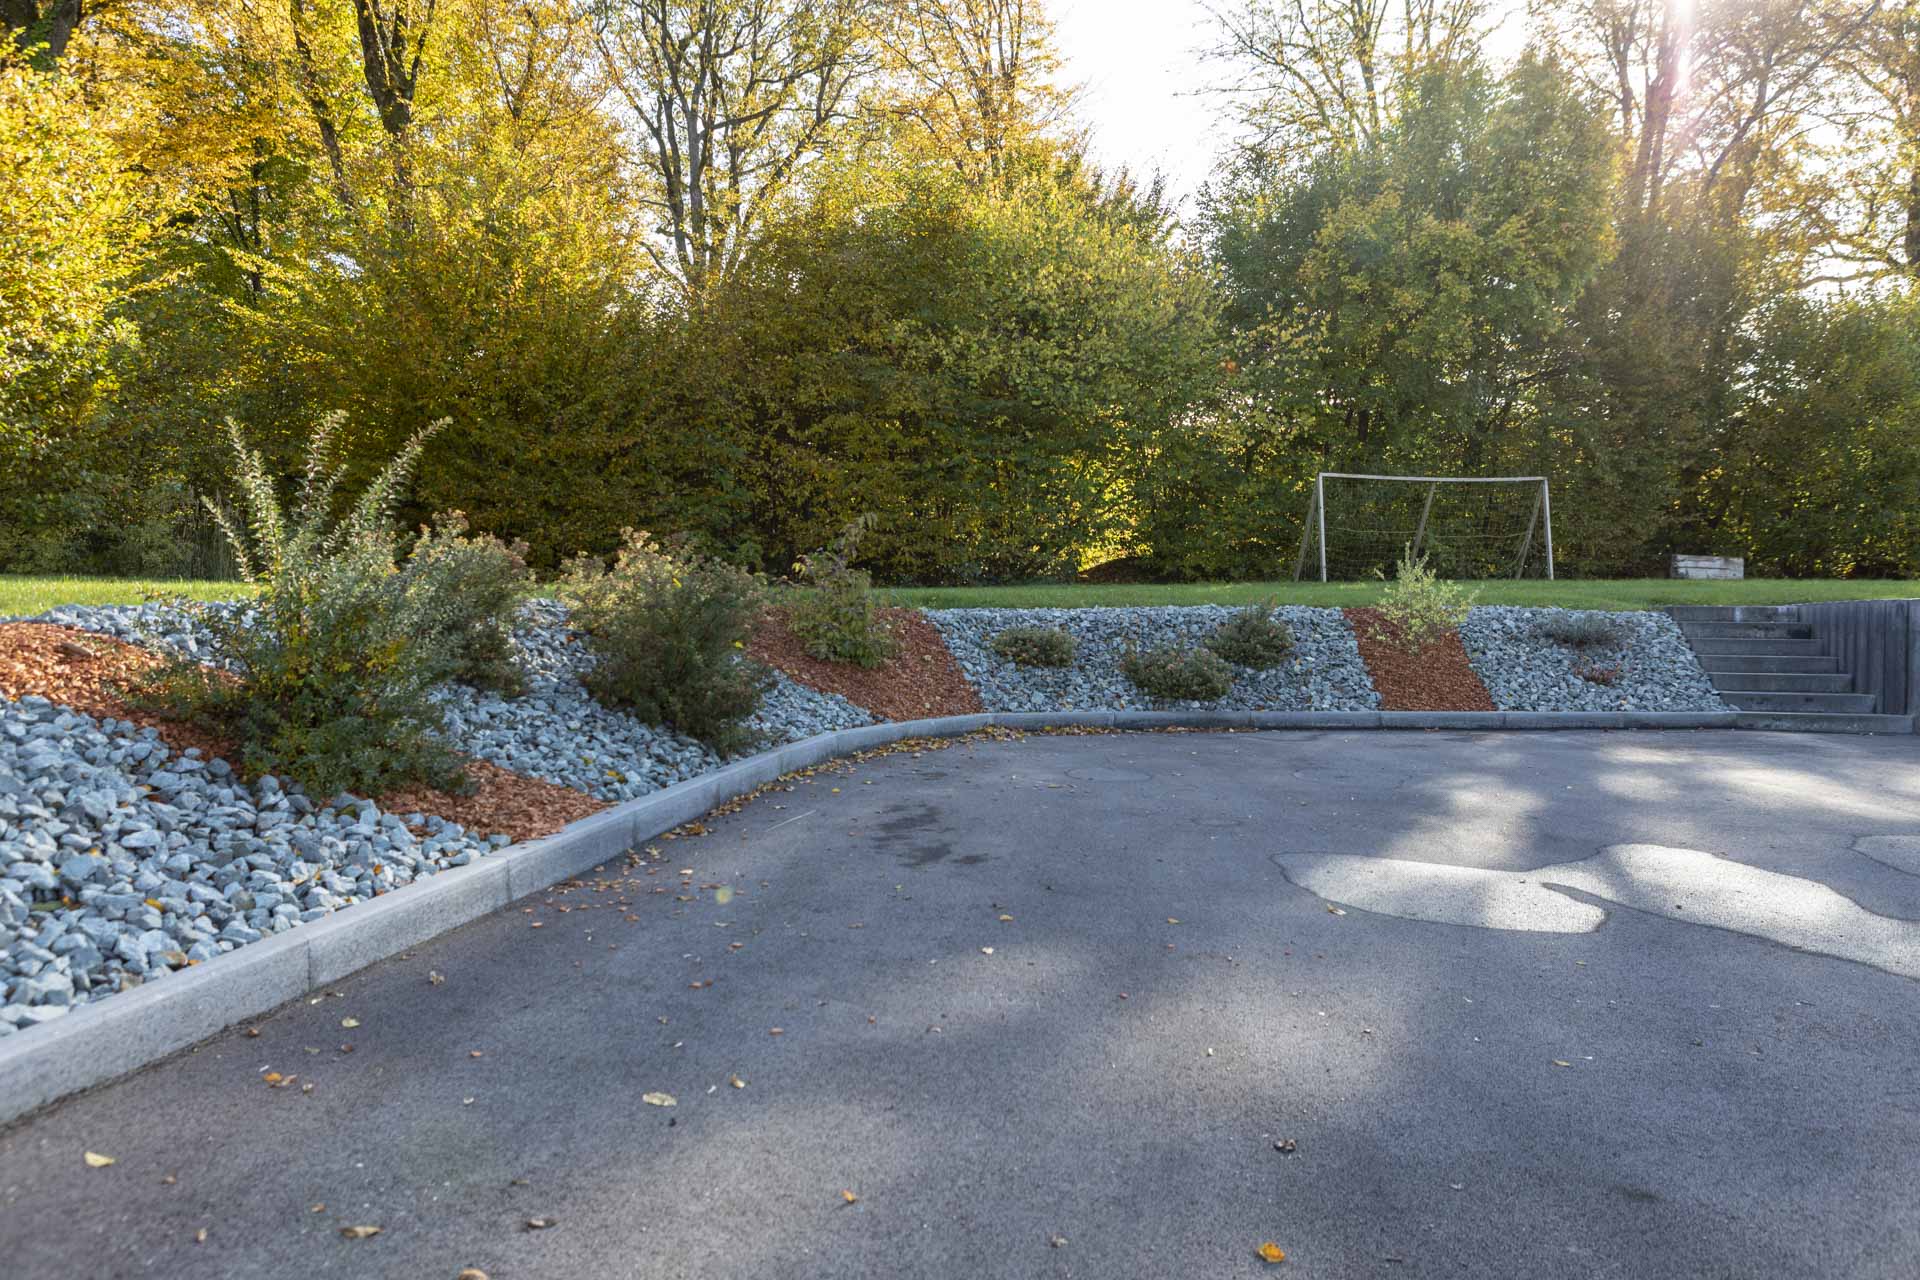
1292 473 1554 582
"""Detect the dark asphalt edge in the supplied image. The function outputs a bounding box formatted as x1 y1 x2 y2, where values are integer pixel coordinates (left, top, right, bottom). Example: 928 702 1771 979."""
3 704 1904 1126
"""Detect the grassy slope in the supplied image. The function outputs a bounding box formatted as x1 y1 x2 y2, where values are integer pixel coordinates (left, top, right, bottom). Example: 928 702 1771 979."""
3 573 1915 616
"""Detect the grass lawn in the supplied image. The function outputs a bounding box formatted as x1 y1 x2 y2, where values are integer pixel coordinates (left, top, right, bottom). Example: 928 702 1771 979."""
885 578 1920 611
0 576 256 616
4 573 1914 617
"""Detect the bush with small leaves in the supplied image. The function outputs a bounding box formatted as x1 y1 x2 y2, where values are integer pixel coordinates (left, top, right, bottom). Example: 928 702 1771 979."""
401 511 532 695
787 515 897 667
1371 546 1478 652
990 626 1078 668
561 530 772 756
1119 644 1234 703
136 414 470 797
1204 600 1294 669
1535 611 1627 651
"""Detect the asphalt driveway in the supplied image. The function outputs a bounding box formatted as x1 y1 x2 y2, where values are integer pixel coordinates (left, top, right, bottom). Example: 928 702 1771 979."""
3 728 1918 1278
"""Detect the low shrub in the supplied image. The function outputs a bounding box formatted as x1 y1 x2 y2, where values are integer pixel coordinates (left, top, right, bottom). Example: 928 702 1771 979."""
787 515 897 667
1372 546 1477 652
1204 600 1294 668
400 511 532 694
1535 611 1627 650
990 626 1078 668
1119 644 1233 703
561 529 771 755
136 415 471 797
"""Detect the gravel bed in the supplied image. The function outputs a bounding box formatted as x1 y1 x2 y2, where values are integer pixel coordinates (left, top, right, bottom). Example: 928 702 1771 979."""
436 600 871 802
16 600 872 803
0 695 498 1032
1460 607 1727 712
0 600 872 1030
927 606 1380 711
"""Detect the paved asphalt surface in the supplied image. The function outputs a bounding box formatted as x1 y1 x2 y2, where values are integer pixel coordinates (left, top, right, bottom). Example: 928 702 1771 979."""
4 728 1919 1279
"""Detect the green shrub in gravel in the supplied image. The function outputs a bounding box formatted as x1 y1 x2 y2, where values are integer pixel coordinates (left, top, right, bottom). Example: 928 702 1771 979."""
136 415 473 797
1204 599 1294 668
561 530 772 755
400 510 532 695
990 626 1078 667
788 515 897 668
1534 611 1627 650
1119 644 1234 702
1372 546 1477 652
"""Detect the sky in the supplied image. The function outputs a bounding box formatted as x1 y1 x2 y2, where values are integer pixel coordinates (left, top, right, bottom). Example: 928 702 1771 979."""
1050 0 1536 210
1051 0 1226 206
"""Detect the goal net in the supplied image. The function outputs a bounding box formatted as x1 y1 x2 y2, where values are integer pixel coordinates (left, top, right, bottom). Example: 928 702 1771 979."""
1293 473 1555 582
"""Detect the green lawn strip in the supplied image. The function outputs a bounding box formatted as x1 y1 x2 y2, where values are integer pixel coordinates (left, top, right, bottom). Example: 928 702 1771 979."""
5 573 1915 617
885 579 1920 611
0 576 257 616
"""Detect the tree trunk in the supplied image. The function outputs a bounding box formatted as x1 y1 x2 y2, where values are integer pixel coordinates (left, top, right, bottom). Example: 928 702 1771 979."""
4 0 81 63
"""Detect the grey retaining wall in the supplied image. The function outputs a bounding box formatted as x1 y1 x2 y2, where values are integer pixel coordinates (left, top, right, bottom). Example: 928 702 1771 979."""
1793 599 1920 718
0 706 1754 1127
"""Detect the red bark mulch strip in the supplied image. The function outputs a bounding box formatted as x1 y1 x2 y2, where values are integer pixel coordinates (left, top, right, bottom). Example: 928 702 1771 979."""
381 761 605 844
1344 607 1495 712
751 606 985 723
0 622 234 760
0 621 603 842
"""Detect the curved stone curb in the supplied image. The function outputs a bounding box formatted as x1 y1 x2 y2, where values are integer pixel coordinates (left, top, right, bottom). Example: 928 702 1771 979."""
0 703 1824 1127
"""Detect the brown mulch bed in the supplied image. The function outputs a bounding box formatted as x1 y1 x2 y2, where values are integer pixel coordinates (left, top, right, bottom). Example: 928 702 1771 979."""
750 606 985 722
1344 608 1496 712
382 761 605 843
0 621 602 842
0 622 234 760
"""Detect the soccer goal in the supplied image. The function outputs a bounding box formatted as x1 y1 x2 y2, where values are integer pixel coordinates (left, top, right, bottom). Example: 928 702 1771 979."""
1291 473 1554 582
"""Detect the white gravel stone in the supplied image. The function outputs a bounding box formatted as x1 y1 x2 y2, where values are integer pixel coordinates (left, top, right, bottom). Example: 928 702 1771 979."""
926 605 1379 711
1459 607 1725 712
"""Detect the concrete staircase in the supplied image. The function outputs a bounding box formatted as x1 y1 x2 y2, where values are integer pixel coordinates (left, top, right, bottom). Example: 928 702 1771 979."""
1669 606 1913 733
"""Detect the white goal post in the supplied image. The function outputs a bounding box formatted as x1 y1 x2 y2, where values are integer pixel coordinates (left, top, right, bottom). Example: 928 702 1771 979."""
1292 473 1554 582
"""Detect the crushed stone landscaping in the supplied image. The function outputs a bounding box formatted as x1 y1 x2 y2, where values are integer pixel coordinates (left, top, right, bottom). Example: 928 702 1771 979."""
928 605 1381 711
1461 607 1727 712
1 596 1734 1034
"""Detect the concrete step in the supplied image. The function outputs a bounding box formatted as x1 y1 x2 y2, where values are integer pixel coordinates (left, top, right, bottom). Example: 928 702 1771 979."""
1688 638 1827 657
1694 653 1841 674
1734 711 1915 734
1708 671 1854 693
1720 690 1878 714
1679 621 1814 640
1667 605 1801 623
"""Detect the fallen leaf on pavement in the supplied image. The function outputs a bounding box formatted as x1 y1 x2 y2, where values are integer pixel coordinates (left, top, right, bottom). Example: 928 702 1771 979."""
980 947 994 955
841 1190 859 1204
525 1218 557 1231
428 971 445 986
1273 1139 1297 1154
1048 1234 1069 1248
457 1270 490 1280
339 1225 382 1240
1326 905 1346 916
729 1075 746 1089
1167 918 1180 925
998 914 1014 922
83 1152 115 1168
1257 1241 1287 1263
642 1092 677 1107
1552 1060 1572 1068
340 1018 360 1029
194 1227 208 1244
